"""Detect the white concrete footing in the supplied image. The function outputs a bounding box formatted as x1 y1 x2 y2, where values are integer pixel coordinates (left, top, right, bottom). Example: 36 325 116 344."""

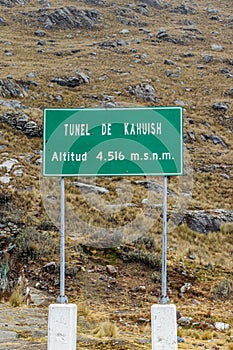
151 304 178 350
48 304 77 350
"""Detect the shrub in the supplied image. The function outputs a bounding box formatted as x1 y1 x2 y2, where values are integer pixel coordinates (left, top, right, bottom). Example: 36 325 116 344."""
151 271 162 283
212 279 233 300
9 287 23 307
93 321 117 338
133 235 156 251
126 250 161 270
220 223 233 234
14 226 56 261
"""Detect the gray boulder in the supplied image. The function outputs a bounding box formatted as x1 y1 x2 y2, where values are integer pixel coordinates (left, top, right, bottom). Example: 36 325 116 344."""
51 72 90 88
224 88 233 97
0 0 26 6
138 0 162 8
128 83 157 102
38 7 102 30
84 0 106 5
171 209 233 234
0 79 28 98
1 112 42 138
171 4 196 15
205 134 227 148
212 102 228 111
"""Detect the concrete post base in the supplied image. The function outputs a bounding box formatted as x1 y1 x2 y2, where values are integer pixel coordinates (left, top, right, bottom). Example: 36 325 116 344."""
151 304 178 350
48 304 77 350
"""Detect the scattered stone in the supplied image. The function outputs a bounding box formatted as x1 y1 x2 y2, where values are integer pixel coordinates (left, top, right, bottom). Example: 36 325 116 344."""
0 330 18 339
37 7 102 30
137 317 149 323
43 261 56 273
51 72 90 87
207 7 218 14
128 83 157 102
214 322 229 331
38 0 51 8
1 111 42 137
134 180 177 197
13 168 24 177
37 40 46 46
164 59 175 65
202 54 213 63
0 16 6 25
171 209 233 234
178 316 193 326
174 99 185 106
171 4 196 15
0 0 27 6
180 283 191 294
99 40 129 48
183 52 195 57
106 265 118 277
165 67 182 78
185 131 196 143
73 182 109 194
157 27 168 39
0 99 24 109
224 88 233 97
0 79 29 98
135 285 146 292
212 102 228 111
139 0 162 8
211 44 223 51
120 29 130 34
220 67 232 78
0 158 18 173
136 4 149 16
84 0 106 5
205 135 227 148
34 29 46 37
177 336 185 343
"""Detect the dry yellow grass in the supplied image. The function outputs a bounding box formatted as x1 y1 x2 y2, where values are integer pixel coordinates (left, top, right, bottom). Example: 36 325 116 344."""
0 0 232 348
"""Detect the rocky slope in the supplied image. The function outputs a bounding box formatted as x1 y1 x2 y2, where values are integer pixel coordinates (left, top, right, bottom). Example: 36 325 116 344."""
0 0 233 349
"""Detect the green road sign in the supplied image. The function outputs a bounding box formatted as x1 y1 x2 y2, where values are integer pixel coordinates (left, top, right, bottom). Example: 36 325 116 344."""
43 107 183 176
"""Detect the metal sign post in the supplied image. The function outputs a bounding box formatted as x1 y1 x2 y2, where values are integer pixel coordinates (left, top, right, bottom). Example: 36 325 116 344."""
57 176 68 304
159 176 169 304
42 107 183 349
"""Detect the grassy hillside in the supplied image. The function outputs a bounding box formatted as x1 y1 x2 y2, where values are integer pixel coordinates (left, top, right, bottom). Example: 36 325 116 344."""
0 0 232 348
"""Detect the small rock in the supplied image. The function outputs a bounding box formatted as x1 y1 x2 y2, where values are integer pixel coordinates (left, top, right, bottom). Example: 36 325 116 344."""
202 54 213 63
206 135 227 148
214 322 229 331
178 316 193 326
187 130 196 141
135 285 146 292
43 261 56 273
157 28 168 39
73 181 109 194
106 265 118 277
0 330 18 339
180 283 191 293
120 29 129 34
0 16 6 25
137 317 149 323
177 336 185 343
212 102 228 111
211 44 223 51
34 29 46 37
164 59 175 65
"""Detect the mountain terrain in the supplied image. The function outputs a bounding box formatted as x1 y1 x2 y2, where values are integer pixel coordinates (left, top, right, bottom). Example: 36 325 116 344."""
0 0 233 349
